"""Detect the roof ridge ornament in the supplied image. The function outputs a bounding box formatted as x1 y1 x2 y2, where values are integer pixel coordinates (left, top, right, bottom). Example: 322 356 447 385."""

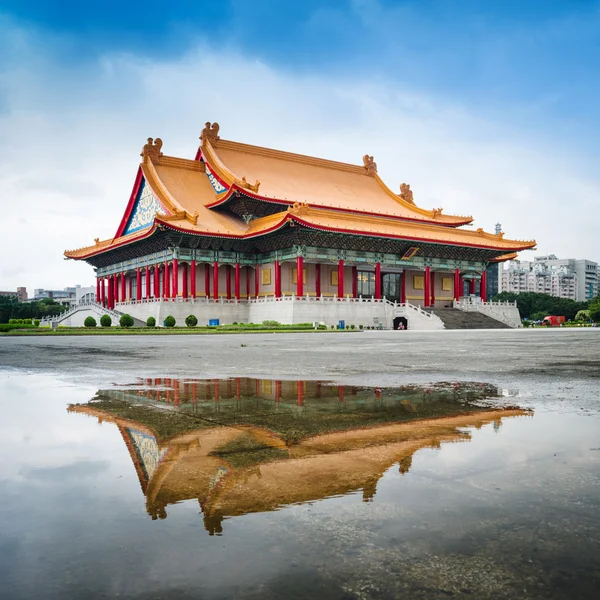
241 176 261 193
141 138 163 163
201 122 220 146
363 154 377 175
399 183 414 204
432 207 443 218
288 201 310 215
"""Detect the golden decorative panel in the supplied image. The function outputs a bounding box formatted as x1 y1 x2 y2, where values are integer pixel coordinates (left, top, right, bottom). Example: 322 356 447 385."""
331 270 339 286
442 277 452 291
413 275 424 290
261 269 271 286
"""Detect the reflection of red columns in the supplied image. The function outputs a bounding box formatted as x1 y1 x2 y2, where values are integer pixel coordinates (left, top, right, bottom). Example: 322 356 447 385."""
469 279 476 296
297 380 304 406
480 270 487 301
375 262 381 299
454 269 460 301
191 382 198 404
275 260 281 298
424 267 431 307
121 273 126 303
235 377 241 399
235 263 241 300
400 270 406 303
190 260 196 299
315 382 322 398
226 265 232 300
214 380 220 403
145 267 151 300
205 264 210 298
136 268 142 301
338 259 344 297
245 267 250 299
213 262 219 300
255 379 260 397
173 379 180 406
315 263 321 296
338 386 345 403
275 380 281 402
375 387 381 399
296 256 304 296
255 264 260 298
182 263 188 299
352 266 357 298
430 271 435 306
172 259 178 298
96 278 100 303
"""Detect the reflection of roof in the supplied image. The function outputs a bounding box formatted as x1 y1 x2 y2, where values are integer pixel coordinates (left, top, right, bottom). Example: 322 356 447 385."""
69 402 528 529
64 127 537 260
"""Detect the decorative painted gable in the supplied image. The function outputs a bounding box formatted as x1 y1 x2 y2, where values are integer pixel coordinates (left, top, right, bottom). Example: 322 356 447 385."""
205 163 228 194
124 180 167 235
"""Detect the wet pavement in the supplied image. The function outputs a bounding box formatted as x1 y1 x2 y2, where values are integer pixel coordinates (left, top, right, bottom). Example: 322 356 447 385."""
0 330 599 599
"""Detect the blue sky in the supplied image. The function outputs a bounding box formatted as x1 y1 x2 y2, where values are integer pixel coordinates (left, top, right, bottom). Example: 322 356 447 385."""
1 0 599 290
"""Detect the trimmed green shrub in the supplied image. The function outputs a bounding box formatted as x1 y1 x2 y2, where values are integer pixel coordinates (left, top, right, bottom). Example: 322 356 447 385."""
185 314 198 327
164 315 176 328
146 316 156 328
350 324 355 329
100 315 112 327
84 316 97 328
34 320 40 327
330 325 335 330
359 324 363 329
119 314 134 328
262 319 281 327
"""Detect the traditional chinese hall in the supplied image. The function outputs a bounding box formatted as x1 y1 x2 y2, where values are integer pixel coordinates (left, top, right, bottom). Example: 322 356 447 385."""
65 122 535 328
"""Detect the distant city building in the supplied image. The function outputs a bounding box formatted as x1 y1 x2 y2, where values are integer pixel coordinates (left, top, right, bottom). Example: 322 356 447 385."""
499 255 598 302
31 285 94 307
0 287 28 302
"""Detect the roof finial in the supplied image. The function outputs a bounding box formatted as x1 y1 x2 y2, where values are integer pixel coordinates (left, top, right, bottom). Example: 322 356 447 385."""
362 154 377 175
140 137 163 162
241 176 261 193
399 183 414 204
201 122 220 146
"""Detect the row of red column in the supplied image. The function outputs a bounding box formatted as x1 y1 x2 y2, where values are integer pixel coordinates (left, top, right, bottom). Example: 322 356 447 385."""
95 262 487 308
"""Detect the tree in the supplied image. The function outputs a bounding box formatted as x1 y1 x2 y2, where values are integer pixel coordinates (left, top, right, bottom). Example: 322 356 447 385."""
100 314 112 327
589 303 600 323
119 314 134 328
84 316 97 328
574 310 590 322
185 314 198 327
164 315 176 327
146 316 156 328
492 291 587 321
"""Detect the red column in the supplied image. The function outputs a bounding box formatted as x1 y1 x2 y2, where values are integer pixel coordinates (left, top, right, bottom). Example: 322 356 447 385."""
107 277 113 309
296 256 304 296
205 263 210 298
190 261 196 299
144 268 150 300
163 262 169 298
424 266 431 307
352 266 357 298
101 278 106 307
400 270 406 303
245 266 250 299
182 263 188 299
338 259 344 297
469 279 476 296
235 263 241 300
172 259 178 298
480 271 487 301
275 260 281 298
128 277 132 301
154 267 160 299
135 268 141 301
375 262 381 299
226 265 232 300
96 278 100 303
213 262 219 300
120 272 126 303
255 264 259 297
430 271 435 306
315 263 321 297
113 274 119 305
454 269 460 301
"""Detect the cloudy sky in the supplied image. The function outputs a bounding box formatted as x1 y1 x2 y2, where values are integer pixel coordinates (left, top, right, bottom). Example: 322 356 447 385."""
1 0 599 294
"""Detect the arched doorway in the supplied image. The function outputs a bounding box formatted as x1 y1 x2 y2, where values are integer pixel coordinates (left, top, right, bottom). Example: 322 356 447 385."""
393 316 408 330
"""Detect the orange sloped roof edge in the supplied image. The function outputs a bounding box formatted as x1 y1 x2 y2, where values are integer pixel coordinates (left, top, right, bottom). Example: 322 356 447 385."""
201 138 473 226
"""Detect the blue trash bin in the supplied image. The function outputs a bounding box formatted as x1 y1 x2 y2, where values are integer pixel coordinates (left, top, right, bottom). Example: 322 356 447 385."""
338 320 345 330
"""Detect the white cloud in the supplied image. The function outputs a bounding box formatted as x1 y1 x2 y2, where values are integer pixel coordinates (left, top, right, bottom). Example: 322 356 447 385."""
1 22 598 294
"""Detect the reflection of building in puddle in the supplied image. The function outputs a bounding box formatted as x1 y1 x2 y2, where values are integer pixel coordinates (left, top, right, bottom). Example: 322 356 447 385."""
69 378 531 535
